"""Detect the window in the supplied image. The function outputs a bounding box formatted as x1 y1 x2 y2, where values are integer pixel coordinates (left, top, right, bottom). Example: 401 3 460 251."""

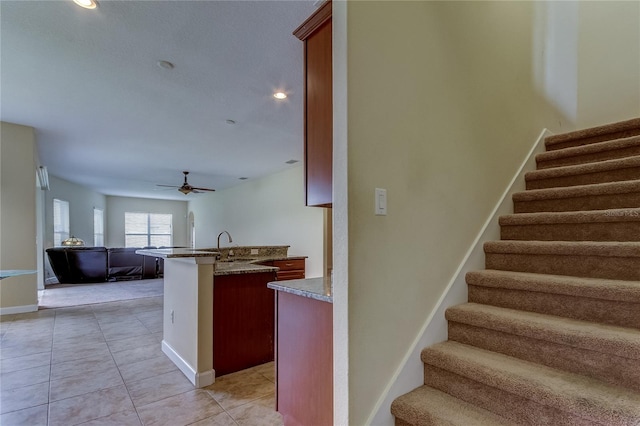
125 212 172 248
94 208 104 246
53 199 70 246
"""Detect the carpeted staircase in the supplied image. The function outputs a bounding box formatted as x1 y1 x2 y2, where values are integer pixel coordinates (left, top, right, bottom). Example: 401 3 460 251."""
391 118 640 425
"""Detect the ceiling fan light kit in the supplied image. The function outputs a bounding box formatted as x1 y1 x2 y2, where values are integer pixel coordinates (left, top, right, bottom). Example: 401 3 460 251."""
72 0 98 10
156 171 216 195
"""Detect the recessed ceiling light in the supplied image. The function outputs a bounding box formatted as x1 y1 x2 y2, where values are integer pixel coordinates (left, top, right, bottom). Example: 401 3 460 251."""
285 159 299 164
273 92 287 100
239 177 249 180
73 0 98 9
157 60 175 70
226 119 236 125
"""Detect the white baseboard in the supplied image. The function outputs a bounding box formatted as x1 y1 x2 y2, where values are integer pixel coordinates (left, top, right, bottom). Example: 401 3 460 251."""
162 340 215 388
367 128 552 425
0 304 39 316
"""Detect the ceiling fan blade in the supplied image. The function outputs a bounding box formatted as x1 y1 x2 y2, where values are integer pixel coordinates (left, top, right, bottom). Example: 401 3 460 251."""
156 184 180 188
191 187 216 192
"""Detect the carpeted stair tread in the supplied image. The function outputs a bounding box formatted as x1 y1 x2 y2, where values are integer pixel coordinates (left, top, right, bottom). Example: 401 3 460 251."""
465 269 640 303
513 179 640 202
421 341 640 425
500 208 640 226
537 135 640 169
390 385 516 426
499 208 640 241
445 303 640 360
545 117 640 151
512 179 640 213
484 240 640 279
525 155 640 189
484 240 640 257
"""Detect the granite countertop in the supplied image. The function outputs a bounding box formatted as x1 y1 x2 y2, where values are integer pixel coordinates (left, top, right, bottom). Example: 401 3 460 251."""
135 247 220 258
214 256 306 276
268 276 332 303
136 246 307 277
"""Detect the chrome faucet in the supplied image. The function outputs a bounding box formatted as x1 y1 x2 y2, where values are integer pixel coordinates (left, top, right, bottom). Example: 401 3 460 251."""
217 231 232 251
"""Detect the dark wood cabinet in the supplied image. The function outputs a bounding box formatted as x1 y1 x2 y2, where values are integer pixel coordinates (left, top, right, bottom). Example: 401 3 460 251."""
275 291 333 426
212 271 276 376
294 1 332 207
259 258 305 281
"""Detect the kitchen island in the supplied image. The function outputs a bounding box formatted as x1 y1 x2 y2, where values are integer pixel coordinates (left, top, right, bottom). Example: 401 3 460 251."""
268 277 333 426
136 246 305 387
136 247 221 387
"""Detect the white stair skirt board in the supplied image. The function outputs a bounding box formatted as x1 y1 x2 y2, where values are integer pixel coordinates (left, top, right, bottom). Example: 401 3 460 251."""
162 340 215 388
0 304 38 316
367 128 553 426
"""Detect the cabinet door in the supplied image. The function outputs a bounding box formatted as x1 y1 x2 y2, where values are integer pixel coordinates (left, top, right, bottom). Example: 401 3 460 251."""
298 4 332 208
213 272 276 376
276 291 333 425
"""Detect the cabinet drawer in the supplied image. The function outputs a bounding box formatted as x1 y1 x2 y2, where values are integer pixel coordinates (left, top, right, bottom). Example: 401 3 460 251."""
273 259 305 272
277 270 306 281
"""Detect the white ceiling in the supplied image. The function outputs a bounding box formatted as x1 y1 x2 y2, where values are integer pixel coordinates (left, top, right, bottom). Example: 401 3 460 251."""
1 0 317 200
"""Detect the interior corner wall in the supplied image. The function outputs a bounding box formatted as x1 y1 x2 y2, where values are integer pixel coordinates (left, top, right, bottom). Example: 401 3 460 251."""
187 166 325 278
106 196 188 248
0 122 37 311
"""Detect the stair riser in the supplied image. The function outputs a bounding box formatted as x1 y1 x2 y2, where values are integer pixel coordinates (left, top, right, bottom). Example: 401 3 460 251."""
448 322 640 392
485 252 640 280
424 366 597 426
537 145 640 170
545 128 640 151
467 285 640 329
513 192 640 213
500 222 640 241
526 166 640 190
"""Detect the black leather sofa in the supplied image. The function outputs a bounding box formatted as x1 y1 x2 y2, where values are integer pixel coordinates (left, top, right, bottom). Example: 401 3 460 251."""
46 247 160 284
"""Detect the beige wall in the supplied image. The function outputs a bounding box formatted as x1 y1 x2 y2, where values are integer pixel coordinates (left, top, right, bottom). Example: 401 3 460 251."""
188 166 325 278
339 1 640 424
106 196 188 248
576 1 640 127
0 122 37 312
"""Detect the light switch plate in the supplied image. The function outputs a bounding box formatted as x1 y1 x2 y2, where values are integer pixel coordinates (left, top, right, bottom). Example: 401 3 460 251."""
375 188 387 215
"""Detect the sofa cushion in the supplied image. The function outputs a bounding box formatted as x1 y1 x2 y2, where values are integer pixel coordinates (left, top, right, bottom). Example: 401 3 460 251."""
107 247 144 281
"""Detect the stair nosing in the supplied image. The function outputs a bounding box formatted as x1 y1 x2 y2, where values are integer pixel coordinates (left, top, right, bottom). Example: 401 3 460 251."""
545 118 640 148
445 303 640 359
537 135 640 162
421 341 640 423
512 179 640 202
391 385 516 426
465 269 640 303
483 240 640 257
499 208 640 225
526 155 640 181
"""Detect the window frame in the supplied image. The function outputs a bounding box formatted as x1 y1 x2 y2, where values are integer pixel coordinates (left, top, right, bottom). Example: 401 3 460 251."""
124 212 173 248
53 198 70 247
93 208 104 246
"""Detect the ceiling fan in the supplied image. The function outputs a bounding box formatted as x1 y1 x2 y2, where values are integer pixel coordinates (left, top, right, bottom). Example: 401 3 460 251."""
157 171 216 195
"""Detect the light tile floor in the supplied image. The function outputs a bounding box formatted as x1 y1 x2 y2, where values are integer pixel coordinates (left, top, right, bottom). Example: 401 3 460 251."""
0 296 282 426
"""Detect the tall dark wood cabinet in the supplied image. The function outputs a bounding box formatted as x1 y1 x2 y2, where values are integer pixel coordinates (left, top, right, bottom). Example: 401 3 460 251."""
294 0 332 207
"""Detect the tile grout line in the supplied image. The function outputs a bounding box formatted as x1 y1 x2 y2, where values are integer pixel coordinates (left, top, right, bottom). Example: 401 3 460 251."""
92 302 145 426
